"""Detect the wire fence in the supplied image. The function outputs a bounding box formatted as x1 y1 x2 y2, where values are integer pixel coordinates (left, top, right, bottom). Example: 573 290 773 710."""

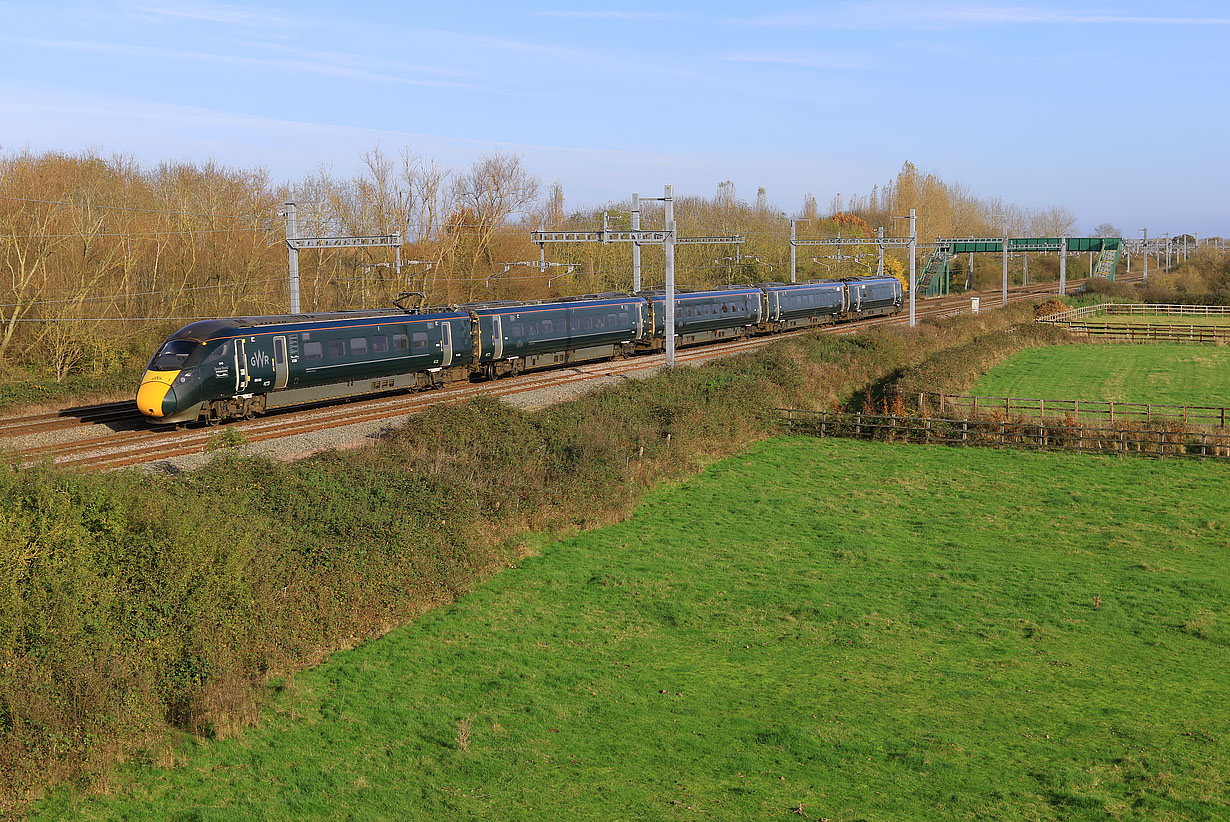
921 392 1230 429
775 408 1230 461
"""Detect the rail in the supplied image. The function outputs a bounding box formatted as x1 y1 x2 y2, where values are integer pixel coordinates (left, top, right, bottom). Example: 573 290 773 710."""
774 408 1230 460
921 392 1228 429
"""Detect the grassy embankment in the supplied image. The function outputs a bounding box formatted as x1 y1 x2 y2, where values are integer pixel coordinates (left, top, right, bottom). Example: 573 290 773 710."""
971 345 1230 407
3 303 1076 814
0 362 144 413
33 436 1230 821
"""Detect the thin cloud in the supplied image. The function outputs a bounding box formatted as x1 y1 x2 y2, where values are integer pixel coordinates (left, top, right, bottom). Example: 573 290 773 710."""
721 51 869 71
123 0 298 28
539 10 685 21
241 41 473 80
0 35 493 92
732 4 1230 29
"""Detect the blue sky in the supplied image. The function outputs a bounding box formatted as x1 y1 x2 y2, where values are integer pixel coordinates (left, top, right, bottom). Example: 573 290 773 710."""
1 1 1227 236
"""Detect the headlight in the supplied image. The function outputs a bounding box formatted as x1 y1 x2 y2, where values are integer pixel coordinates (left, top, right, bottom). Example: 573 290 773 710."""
176 369 195 384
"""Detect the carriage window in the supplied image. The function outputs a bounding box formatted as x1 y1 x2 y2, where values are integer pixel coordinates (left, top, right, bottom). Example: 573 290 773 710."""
393 334 409 351
327 339 345 358
541 319 554 334
582 316 592 330
372 335 389 353
508 323 524 338
594 315 605 328
606 313 617 327
412 332 429 350
570 317 580 332
721 303 729 313
620 311 629 326
528 321 539 336
304 341 323 360
350 337 368 355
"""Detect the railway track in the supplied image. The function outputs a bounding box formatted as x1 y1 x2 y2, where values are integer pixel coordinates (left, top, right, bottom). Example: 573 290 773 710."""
3 275 1136 471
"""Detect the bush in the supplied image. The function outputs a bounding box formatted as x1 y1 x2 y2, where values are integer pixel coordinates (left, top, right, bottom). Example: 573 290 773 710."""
0 304 1039 813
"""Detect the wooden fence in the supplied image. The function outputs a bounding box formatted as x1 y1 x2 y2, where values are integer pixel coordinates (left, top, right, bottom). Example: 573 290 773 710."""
1038 303 1230 323
1063 322 1230 344
923 392 1230 429
775 408 1230 460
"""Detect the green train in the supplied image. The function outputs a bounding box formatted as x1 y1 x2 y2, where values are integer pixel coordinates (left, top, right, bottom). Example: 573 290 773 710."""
136 277 902 424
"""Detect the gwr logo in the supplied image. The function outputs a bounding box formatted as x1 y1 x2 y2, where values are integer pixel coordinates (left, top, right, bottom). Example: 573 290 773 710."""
249 350 271 369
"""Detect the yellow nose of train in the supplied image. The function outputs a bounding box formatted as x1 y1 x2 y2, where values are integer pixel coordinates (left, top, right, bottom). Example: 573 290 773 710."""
136 370 179 418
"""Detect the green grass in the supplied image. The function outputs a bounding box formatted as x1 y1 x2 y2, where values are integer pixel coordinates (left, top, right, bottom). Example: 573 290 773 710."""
1094 313 1230 327
971 344 1230 406
35 437 1229 821
0 361 143 412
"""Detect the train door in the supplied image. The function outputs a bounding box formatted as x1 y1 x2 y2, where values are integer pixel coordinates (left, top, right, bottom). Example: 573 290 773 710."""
492 315 504 359
273 336 289 389
234 339 250 394
634 303 644 339
442 322 454 366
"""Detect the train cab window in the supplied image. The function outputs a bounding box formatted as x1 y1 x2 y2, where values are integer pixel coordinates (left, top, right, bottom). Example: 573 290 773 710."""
304 341 323 360
412 332 429 350
393 334 409 351
327 339 345 358
350 337 368 355
149 339 197 370
372 335 389 353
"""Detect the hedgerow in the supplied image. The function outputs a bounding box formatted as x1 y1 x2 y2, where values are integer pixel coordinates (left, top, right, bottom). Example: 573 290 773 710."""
0 302 1041 814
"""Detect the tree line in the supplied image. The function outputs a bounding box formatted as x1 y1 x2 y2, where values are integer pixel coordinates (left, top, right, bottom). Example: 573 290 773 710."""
0 147 1199 382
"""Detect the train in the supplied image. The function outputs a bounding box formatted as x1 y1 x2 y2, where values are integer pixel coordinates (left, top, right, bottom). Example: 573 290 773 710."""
136 276 904 424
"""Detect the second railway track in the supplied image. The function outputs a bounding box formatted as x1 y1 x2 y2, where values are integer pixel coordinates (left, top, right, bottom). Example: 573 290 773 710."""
3 276 1131 471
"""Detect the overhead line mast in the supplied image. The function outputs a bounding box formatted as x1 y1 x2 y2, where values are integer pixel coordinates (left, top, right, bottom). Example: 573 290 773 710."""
284 201 402 314
531 185 742 370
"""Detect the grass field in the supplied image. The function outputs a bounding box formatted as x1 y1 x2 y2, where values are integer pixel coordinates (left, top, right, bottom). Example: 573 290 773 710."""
971 344 1230 406
1093 313 1230 327
34 437 1229 821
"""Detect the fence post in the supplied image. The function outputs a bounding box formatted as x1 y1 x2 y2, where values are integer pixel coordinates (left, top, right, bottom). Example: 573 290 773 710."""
1109 402 1115 425
999 421 1005 450
820 411 826 438
1119 429 1126 456
1039 398 1045 420
856 412 862 439
962 420 968 444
